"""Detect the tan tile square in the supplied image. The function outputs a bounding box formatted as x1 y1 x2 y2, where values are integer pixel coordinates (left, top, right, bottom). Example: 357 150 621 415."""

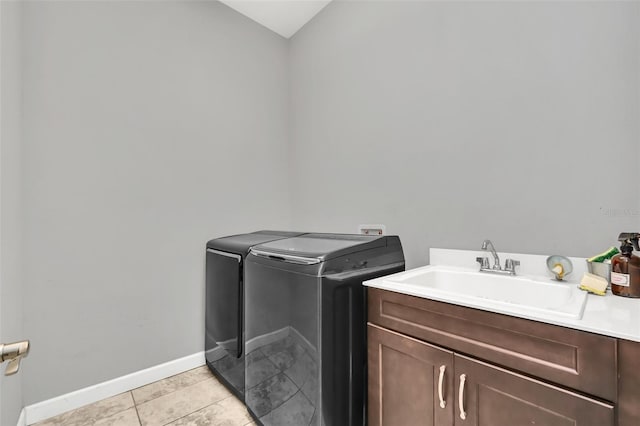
132 366 214 404
167 395 251 426
136 378 231 426
34 392 134 426
94 407 140 426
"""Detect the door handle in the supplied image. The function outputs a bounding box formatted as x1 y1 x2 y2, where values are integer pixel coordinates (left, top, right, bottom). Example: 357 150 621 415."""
458 373 467 420
437 365 446 408
0 340 30 376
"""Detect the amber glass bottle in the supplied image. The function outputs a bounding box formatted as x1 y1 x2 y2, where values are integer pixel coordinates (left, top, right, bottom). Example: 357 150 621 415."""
611 242 640 297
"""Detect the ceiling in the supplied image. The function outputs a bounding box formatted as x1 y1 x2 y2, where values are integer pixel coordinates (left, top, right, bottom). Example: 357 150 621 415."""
219 0 333 38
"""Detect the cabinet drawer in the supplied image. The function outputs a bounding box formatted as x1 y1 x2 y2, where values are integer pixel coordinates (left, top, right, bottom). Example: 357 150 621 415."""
368 288 617 401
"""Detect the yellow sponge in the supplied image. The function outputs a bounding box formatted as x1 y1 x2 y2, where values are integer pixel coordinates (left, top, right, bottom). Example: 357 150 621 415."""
579 272 608 296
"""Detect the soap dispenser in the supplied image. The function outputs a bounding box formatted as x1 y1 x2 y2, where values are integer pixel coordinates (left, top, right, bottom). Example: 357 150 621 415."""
610 232 640 297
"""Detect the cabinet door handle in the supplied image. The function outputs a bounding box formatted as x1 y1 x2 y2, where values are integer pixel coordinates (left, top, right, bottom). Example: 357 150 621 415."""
458 373 467 420
438 365 446 408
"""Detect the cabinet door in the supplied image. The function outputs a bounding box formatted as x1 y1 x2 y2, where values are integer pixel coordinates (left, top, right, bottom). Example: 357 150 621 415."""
453 354 614 426
368 324 454 426
618 339 640 426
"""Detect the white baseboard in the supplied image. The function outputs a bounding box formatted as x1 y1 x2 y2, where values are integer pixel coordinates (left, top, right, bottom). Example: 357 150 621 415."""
24 351 205 425
16 408 26 426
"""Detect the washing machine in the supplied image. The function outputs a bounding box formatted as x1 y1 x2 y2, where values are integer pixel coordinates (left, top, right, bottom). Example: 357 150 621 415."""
244 233 405 426
205 230 304 400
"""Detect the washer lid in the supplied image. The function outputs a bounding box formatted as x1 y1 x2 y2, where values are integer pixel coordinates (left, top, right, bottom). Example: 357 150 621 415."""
249 233 387 263
206 231 304 255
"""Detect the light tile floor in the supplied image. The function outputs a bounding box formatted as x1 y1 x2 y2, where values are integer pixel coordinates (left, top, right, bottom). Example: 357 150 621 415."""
34 366 256 426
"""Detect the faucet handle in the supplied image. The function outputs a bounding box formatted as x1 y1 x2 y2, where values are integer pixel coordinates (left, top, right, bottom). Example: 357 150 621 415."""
476 257 490 269
505 259 520 274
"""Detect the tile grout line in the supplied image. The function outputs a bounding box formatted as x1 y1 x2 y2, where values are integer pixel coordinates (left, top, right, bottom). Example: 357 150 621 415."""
132 391 144 426
135 375 237 426
35 369 216 426
134 373 220 407
41 369 233 426
132 367 213 405
33 392 137 426
157 394 240 426
97 392 140 426
159 401 217 426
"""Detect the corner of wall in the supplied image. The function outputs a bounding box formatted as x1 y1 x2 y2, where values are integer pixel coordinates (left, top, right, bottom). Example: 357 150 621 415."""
1 0 26 423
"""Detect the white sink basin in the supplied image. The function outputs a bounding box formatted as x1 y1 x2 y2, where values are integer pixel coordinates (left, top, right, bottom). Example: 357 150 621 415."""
367 265 588 320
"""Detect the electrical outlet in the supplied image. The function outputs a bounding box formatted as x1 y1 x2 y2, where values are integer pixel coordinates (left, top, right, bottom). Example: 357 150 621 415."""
358 224 386 236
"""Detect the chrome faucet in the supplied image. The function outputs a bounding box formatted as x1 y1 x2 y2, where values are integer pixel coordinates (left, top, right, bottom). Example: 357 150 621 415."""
476 239 520 276
481 239 501 270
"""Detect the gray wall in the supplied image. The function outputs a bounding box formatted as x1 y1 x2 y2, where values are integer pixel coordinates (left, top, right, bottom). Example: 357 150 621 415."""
289 0 640 268
1 0 25 423
21 1 291 404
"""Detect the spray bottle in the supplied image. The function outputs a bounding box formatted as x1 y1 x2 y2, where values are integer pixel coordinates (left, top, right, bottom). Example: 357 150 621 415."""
611 232 640 297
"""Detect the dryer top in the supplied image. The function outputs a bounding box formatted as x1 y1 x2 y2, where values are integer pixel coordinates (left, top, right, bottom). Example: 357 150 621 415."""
249 233 395 263
206 231 304 256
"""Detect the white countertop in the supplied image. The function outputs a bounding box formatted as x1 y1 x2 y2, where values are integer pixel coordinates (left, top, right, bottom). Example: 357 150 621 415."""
364 248 640 342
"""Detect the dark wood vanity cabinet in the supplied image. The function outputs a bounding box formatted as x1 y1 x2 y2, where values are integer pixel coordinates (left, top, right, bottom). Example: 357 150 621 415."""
368 324 454 426
367 288 635 426
453 354 613 426
618 339 640 426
